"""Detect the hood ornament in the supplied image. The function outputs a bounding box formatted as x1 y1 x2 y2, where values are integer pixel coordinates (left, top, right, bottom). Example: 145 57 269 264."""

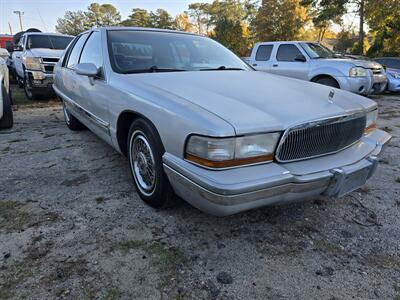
328 89 335 104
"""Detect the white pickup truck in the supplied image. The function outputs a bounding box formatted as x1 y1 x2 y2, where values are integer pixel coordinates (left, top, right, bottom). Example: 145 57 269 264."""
245 41 387 95
12 32 73 99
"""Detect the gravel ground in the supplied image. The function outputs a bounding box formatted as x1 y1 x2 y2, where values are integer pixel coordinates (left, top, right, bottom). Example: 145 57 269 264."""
0 92 399 300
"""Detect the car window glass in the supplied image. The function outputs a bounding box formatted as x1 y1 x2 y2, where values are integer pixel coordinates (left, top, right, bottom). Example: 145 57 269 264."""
277 44 302 61
255 45 273 61
66 33 88 68
79 31 103 72
386 59 400 69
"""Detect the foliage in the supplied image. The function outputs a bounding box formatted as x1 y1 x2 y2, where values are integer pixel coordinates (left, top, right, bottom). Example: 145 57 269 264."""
333 30 357 53
120 8 152 27
211 19 249 56
150 9 175 29
56 3 121 35
252 0 309 41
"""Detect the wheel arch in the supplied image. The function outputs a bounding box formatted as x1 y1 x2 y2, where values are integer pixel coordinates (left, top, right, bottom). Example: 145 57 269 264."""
116 109 162 156
310 74 341 88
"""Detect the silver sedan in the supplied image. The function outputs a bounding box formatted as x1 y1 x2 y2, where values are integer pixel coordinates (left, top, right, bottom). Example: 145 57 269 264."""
53 27 391 216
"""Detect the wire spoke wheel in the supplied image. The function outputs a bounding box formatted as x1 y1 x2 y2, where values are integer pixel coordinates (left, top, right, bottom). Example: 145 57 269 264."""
130 131 157 196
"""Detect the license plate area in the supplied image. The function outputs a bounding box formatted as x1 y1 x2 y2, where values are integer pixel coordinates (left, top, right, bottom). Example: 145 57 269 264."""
325 162 374 198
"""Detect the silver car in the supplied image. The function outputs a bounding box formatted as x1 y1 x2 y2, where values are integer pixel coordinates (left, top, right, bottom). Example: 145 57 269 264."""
53 27 391 216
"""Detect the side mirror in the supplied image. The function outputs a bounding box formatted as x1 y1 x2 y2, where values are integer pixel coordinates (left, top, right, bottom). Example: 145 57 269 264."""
74 63 99 77
14 45 23 52
294 54 307 62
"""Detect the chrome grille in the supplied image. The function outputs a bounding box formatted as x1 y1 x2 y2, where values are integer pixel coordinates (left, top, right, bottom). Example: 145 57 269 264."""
369 67 383 75
276 115 366 162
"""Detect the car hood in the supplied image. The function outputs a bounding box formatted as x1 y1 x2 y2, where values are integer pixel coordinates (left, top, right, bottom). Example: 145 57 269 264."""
319 58 383 69
27 48 64 58
123 71 376 135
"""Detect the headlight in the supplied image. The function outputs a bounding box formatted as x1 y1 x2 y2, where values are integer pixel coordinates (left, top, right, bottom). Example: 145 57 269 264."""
365 109 378 133
25 57 42 71
349 67 368 77
388 71 399 79
185 133 281 168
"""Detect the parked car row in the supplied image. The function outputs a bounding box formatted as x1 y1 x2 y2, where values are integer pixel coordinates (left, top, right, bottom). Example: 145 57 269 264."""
51 27 391 216
244 41 399 96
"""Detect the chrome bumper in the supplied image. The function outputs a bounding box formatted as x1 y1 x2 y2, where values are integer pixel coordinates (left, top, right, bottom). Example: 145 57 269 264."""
163 129 391 216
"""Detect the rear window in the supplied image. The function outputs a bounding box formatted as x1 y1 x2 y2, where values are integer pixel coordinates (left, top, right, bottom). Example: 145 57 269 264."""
255 45 273 61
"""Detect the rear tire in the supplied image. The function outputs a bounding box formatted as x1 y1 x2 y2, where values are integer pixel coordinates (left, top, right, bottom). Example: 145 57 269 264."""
62 101 85 131
0 84 13 129
314 77 340 88
127 118 174 208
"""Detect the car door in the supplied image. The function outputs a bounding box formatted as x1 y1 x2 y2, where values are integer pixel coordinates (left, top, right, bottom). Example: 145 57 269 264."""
73 30 112 143
269 44 310 80
251 44 274 72
57 33 89 121
13 35 25 77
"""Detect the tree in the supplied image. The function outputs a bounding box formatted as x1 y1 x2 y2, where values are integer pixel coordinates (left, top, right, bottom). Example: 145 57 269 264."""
212 18 249 56
150 9 175 29
120 8 152 27
188 3 212 34
56 10 90 35
175 13 195 32
252 0 309 41
85 3 121 27
333 30 358 53
365 0 400 56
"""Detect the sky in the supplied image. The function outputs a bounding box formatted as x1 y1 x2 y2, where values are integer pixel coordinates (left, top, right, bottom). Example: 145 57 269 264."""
0 0 213 35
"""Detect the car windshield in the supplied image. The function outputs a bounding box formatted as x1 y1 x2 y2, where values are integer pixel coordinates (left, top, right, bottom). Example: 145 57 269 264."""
383 59 400 69
27 35 73 50
107 30 252 73
300 42 335 59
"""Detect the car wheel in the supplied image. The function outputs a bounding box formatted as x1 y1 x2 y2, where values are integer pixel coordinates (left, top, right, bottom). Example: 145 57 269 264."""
314 77 340 88
23 77 41 100
127 118 174 208
62 101 85 131
0 84 13 129
17 76 23 88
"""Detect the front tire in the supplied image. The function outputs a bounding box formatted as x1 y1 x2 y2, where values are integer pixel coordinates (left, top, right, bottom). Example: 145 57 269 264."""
0 84 13 129
62 101 85 131
23 77 42 100
127 119 174 208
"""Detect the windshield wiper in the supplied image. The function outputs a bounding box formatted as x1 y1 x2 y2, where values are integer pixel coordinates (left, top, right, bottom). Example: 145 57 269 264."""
121 66 187 74
200 66 246 71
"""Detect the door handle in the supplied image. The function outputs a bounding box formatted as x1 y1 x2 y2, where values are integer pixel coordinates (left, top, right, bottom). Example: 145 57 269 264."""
272 64 278 67
252 63 257 66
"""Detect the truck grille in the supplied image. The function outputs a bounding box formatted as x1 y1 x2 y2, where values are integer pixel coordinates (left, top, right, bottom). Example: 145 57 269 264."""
41 57 59 73
42 57 59 63
369 67 383 75
276 114 366 162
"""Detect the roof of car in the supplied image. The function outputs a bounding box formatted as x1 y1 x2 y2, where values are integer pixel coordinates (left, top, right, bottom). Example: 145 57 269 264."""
375 57 400 60
95 26 200 36
23 32 74 37
256 41 312 45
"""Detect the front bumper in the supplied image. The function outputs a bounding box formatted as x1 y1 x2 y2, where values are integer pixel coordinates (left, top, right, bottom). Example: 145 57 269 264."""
337 74 387 95
387 76 400 92
25 70 54 90
163 129 391 216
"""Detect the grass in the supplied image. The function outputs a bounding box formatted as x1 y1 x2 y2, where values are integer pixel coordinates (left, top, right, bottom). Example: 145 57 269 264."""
0 263 33 299
0 200 30 232
110 239 185 290
95 196 106 204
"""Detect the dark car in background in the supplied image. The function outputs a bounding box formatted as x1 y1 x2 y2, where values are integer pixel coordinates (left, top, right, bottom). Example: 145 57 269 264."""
375 57 400 93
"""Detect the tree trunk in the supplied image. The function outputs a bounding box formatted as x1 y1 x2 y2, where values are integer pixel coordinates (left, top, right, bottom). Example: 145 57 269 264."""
359 0 364 54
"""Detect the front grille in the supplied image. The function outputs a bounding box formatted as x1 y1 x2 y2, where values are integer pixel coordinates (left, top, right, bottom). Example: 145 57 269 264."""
369 67 382 75
42 57 59 63
44 65 54 72
276 115 366 162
